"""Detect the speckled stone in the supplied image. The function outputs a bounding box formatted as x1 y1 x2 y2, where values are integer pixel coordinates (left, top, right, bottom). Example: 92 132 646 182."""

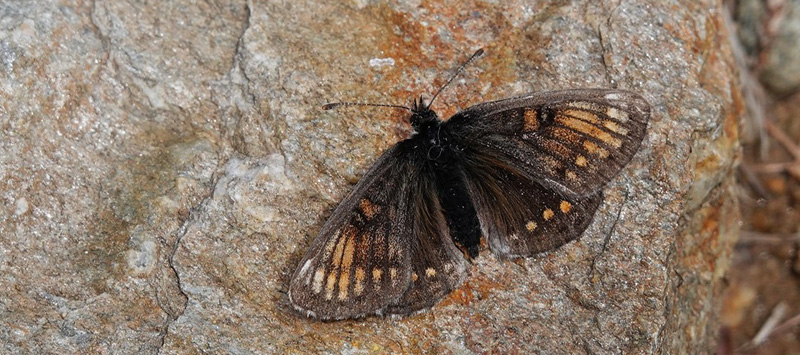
0 0 739 354
760 0 800 95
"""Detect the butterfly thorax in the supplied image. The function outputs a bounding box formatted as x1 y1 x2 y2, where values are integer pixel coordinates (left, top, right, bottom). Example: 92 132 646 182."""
404 100 482 259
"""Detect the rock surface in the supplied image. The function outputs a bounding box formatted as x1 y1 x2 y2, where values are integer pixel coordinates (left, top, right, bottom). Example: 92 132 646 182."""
0 0 740 353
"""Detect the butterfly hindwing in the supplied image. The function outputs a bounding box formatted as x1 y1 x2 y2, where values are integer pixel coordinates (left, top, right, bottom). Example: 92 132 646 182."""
460 151 604 258
385 164 469 314
447 89 650 197
289 145 416 320
446 88 648 257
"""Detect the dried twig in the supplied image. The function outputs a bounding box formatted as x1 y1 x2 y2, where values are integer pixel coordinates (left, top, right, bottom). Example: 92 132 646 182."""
752 302 788 345
765 120 800 160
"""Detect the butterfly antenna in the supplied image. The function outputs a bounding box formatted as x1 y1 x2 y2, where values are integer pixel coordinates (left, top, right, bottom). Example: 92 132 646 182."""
428 48 485 107
322 102 413 111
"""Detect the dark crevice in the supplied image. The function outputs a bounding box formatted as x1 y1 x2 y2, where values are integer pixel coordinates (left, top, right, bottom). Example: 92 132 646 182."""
156 2 252 353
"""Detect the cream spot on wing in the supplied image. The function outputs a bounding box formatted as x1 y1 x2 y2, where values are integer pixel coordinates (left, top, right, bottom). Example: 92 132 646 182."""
390 268 398 286
558 116 622 148
607 107 629 122
354 267 365 296
324 229 341 255
566 170 578 181
543 209 555 221
341 235 355 269
510 233 519 240
564 109 601 124
325 272 336 300
603 120 629 135
425 268 436 277
359 198 381 220
444 263 453 272
389 240 401 262
411 272 418 282
299 260 312 284
337 269 350 300
372 268 382 290
583 140 610 158
575 155 588 167
540 154 562 174
560 200 572 213
332 232 348 268
605 93 621 100
568 101 596 110
526 221 537 231
312 268 325 294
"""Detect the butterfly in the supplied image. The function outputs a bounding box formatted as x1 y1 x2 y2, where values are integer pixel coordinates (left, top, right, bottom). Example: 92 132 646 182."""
288 49 650 320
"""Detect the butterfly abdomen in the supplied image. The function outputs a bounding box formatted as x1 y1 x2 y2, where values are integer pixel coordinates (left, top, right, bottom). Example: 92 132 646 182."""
412 119 483 258
434 164 482 258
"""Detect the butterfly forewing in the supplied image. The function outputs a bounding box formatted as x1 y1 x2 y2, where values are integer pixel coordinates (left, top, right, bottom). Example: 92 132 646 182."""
289 145 416 320
447 89 649 197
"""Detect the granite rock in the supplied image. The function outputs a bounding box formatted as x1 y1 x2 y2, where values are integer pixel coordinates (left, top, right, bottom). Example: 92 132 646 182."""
0 0 740 353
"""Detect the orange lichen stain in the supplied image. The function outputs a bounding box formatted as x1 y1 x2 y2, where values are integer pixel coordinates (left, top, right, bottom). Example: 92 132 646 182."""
720 284 757 327
694 151 721 175
764 177 787 194
440 273 505 307
691 199 726 273
725 81 742 143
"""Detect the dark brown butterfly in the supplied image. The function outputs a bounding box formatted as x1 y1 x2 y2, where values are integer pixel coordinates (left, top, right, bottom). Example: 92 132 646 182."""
288 49 650 320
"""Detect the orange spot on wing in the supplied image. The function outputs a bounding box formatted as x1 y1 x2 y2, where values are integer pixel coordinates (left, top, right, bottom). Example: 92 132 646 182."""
354 267 365 296
575 155 588 167
359 198 381 220
523 109 539 131
583 140 610 158
558 116 622 148
338 270 350 300
564 109 601 124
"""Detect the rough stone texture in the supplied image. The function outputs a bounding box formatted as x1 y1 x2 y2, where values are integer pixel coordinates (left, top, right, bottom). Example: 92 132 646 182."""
0 0 740 354
759 0 800 95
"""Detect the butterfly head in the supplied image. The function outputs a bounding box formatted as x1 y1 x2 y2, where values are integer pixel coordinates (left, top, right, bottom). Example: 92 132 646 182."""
410 96 439 131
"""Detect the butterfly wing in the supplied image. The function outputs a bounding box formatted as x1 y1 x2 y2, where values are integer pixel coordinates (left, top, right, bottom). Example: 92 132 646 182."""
289 144 416 319
445 89 649 257
289 141 468 319
460 150 604 257
447 89 650 197
384 163 469 315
